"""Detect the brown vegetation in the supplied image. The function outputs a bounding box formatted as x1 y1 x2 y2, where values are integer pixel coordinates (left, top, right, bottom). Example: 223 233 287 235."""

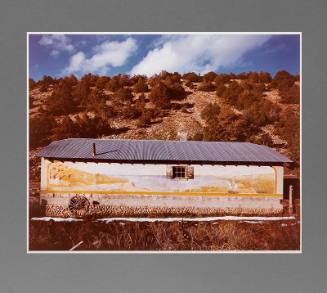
29 217 300 251
29 69 300 171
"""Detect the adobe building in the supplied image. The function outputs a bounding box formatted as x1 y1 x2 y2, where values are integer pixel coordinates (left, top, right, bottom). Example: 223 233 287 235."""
37 138 292 217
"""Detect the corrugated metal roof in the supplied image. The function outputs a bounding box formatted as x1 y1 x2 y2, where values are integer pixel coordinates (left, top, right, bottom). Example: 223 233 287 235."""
37 138 292 165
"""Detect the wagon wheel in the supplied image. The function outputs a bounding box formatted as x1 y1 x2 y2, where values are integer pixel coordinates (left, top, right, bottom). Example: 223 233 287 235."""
69 195 90 218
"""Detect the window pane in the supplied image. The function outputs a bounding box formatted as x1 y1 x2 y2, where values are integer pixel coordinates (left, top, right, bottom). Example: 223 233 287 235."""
173 166 186 178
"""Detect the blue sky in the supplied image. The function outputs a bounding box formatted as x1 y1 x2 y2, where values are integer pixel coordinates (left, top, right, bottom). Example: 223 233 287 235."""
29 34 300 81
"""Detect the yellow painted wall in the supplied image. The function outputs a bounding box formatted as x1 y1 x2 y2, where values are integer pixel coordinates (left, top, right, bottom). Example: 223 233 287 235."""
41 159 283 197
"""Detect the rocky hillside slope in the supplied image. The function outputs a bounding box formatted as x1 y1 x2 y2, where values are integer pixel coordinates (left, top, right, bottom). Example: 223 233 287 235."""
29 71 300 189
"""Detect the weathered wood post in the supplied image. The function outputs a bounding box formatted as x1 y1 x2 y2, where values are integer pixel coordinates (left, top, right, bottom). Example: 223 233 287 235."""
289 185 293 214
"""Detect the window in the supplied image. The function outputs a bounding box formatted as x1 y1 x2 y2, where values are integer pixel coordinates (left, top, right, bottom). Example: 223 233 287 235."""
166 166 194 179
173 166 186 179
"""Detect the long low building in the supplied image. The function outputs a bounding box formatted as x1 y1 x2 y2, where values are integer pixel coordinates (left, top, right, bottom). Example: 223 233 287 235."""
37 138 292 217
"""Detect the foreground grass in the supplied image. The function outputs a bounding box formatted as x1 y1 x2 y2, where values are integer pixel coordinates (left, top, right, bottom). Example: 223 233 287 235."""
29 219 300 251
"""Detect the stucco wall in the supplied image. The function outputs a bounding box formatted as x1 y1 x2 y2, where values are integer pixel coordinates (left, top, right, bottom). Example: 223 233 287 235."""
40 158 284 217
41 159 283 194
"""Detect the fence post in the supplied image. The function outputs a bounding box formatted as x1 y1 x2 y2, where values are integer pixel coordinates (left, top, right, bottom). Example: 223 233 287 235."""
289 185 293 214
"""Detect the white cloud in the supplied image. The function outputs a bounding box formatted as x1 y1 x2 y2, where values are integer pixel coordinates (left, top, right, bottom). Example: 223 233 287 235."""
49 50 59 57
39 35 75 56
64 52 85 74
63 38 137 75
131 35 271 76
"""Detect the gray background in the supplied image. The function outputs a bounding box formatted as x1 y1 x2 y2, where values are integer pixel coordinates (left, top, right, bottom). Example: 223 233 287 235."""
0 0 326 292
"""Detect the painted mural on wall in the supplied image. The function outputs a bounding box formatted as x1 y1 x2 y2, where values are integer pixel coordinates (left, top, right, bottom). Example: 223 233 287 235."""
45 160 277 195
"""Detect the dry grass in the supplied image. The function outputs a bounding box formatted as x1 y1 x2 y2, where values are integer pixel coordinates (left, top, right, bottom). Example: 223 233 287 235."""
29 217 300 251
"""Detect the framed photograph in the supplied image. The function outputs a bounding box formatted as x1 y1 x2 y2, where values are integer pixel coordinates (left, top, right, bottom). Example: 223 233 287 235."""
27 32 301 252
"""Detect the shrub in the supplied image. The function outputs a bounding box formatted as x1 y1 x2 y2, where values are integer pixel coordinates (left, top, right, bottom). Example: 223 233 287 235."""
219 105 239 122
29 93 34 107
258 72 272 83
198 81 216 92
64 75 78 87
243 105 268 127
200 104 241 142
118 74 133 87
95 76 110 90
182 72 202 82
148 75 161 87
136 93 146 106
252 83 266 97
171 72 182 83
243 100 280 127
203 71 217 82
149 82 171 109
273 70 294 81
201 103 220 125
86 89 108 113
204 124 237 141
136 109 155 127
160 71 182 84
191 132 204 141
122 105 142 119
214 74 232 84
185 80 195 89
236 72 249 80
38 75 54 92
133 78 149 93
216 83 227 97
46 80 77 115
53 114 112 140
167 82 187 100
271 70 296 91
80 73 98 86
116 87 133 103
280 84 300 104
240 81 265 95
29 78 36 90
234 91 258 110
275 108 300 164
247 72 260 84
233 117 261 141
52 116 78 140
221 81 243 104
29 114 56 148
106 76 122 92
131 74 145 85
256 133 274 147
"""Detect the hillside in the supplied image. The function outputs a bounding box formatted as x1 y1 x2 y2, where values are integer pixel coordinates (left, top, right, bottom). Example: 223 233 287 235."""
29 70 300 184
